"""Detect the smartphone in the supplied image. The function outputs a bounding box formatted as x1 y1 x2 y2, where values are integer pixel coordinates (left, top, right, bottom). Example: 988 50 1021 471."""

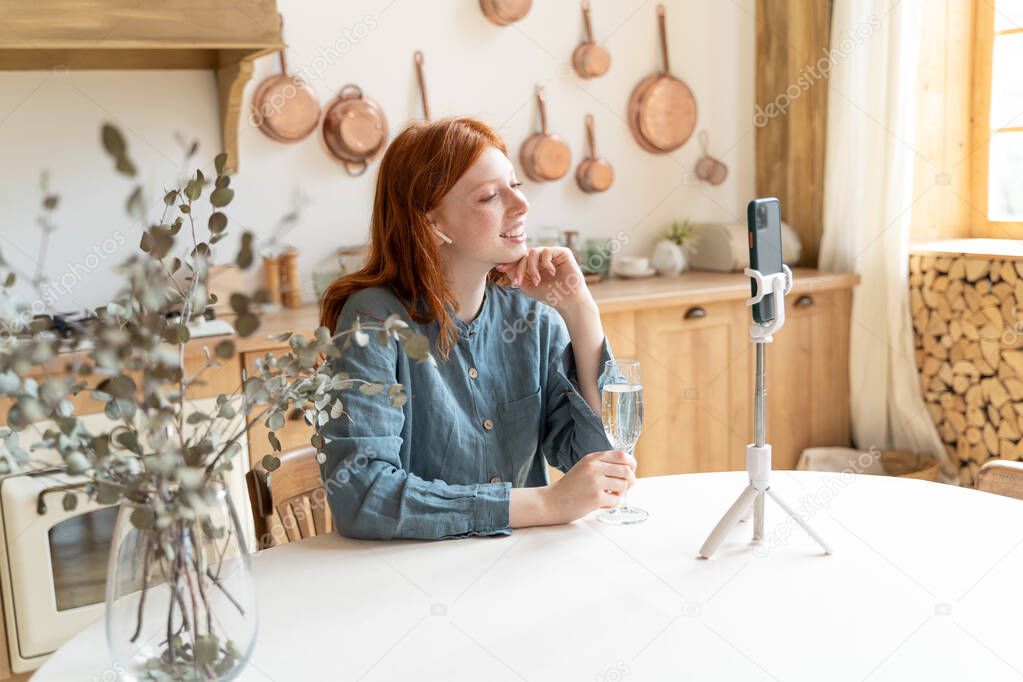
747 197 784 324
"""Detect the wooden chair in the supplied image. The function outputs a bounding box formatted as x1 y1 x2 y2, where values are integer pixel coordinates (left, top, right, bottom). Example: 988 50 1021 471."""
975 459 1023 501
248 446 333 549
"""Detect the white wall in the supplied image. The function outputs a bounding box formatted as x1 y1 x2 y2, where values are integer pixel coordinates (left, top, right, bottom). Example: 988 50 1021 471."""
0 0 755 312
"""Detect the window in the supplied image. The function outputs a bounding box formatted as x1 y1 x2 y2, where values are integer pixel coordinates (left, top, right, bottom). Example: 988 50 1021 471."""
974 0 1023 232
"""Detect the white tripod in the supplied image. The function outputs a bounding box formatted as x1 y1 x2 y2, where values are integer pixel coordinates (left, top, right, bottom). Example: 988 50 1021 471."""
698 265 832 559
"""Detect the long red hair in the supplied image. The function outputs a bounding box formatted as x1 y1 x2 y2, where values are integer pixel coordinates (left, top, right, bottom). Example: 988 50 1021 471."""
319 117 511 360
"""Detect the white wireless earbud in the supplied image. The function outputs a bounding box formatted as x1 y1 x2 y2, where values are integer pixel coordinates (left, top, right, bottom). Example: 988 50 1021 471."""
432 225 453 244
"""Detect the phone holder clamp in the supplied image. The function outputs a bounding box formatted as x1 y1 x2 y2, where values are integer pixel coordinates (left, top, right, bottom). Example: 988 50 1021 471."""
745 264 793 343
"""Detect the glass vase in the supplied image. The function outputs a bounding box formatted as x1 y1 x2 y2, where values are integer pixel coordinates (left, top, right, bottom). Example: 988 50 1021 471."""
105 488 257 681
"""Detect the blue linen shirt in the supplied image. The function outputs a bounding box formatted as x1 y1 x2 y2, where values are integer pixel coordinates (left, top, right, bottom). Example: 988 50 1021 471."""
317 282 614 540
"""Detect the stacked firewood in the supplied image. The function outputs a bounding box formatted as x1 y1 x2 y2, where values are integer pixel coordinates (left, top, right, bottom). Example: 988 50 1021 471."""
910 253 1023 487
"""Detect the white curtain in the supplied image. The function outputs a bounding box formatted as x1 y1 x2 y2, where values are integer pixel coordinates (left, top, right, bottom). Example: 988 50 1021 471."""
818 0 955 480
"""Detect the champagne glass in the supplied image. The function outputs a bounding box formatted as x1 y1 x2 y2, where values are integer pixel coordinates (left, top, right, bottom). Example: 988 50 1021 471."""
597 359 648 524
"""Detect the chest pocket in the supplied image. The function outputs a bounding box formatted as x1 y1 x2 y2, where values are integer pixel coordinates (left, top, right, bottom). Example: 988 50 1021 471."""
497 387 542 463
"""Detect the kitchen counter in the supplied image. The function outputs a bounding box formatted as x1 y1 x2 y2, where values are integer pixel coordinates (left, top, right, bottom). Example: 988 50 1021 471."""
230 267 859 351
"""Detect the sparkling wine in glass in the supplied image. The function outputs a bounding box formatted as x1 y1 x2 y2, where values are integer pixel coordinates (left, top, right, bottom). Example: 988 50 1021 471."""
598 359 648 524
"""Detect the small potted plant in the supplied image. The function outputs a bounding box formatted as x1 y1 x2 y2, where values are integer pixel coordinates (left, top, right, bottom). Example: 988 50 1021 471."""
651 219 697 276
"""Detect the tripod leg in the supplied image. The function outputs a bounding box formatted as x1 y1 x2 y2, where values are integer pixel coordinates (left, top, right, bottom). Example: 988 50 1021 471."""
699 485 758 559
753 492 765 541
765 488 832 555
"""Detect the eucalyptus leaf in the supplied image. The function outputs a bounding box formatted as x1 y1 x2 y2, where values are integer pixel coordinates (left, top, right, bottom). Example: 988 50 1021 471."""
210 187 234 207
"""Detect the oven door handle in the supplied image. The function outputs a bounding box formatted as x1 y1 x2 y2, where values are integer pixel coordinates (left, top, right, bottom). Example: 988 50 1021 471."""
37 481 89 515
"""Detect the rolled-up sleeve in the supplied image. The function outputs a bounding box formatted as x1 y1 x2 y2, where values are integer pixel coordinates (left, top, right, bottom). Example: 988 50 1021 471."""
539 310 614 473
318 299 512 540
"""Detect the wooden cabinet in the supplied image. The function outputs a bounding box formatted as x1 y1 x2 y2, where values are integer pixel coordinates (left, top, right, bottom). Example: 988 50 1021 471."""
609 276 856 476
633 301 748 476
763 288 853 470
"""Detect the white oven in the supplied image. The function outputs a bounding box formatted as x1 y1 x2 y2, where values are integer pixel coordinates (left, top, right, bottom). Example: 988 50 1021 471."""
0 397 254 673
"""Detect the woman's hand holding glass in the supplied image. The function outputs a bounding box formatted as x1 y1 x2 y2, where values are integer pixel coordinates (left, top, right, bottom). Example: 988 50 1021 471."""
542 449 637 524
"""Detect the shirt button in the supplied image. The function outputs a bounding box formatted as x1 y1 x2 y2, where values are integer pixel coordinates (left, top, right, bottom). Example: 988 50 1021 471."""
483 419 494 430
489 475 502 484
468 367 478 379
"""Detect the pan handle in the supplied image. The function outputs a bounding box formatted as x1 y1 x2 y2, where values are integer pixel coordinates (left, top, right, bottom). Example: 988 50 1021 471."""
581 0 595 43
535 85 549 135
656 3 670 75
414 50 431 121
343 159 369 177
585 114 597 158
277 13 289 74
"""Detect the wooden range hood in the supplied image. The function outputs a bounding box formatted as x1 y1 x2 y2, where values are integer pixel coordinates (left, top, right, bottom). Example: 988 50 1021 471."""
0 0 285 171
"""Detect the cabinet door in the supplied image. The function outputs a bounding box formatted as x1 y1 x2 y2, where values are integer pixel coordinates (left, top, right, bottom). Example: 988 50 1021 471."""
633 301 749 476
242 352 314 468
762 288 852 469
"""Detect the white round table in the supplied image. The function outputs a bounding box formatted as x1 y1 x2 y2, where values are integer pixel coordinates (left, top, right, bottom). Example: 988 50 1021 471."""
33 472 1023 681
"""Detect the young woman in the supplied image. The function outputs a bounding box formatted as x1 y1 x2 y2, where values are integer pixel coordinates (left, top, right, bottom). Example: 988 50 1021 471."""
317 117 636 540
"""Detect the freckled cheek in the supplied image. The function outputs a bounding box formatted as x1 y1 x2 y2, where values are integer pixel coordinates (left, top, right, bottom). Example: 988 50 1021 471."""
468 205 504 235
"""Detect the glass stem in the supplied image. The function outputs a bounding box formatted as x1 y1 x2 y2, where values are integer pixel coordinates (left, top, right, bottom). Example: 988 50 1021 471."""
621 446 634 510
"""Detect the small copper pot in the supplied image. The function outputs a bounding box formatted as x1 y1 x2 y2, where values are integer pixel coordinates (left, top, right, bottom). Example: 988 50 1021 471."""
480 0 532 25
571 1 610 79
576 114 613 193
520 85 571 182
321 85 389 176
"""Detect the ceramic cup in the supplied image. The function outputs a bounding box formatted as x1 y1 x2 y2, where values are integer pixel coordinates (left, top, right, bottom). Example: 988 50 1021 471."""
617 256 650 275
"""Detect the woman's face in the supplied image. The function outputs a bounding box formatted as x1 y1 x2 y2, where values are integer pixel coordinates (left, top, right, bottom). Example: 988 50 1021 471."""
427 146 530 270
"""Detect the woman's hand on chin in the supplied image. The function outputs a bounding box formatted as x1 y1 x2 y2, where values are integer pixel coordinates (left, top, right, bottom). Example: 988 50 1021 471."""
495 246 592 309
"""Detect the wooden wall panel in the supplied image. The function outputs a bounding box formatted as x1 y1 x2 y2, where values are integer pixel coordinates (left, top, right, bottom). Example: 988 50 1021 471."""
754 0 832 267
910 0 975 242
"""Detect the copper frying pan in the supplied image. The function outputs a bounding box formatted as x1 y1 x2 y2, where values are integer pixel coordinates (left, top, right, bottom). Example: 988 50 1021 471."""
414 50 431 120
480 0 532 26
250 16 320 143
628 3 697 153
321 85 389 176
576 114 613 193
572 1 610 79
520 85 571 182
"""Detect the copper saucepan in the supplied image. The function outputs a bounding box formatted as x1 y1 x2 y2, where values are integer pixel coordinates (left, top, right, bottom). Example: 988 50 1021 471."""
576 114 613 193
414 50 431 120
520 85 571 182
250 15 321 143
480 0 532 26
572 0 610 79
321 84 389 176
628 3 697 153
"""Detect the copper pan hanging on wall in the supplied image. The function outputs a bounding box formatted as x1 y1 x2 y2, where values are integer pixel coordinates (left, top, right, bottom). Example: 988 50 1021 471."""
571 1 610 79
250 15 321 143
520 85 571 182
627 3 697 153
576 114 613 193
321 84 389 176
480 0 532 26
